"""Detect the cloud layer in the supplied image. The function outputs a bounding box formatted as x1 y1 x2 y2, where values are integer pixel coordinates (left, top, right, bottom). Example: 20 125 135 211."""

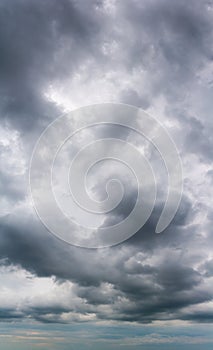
0 0 213 329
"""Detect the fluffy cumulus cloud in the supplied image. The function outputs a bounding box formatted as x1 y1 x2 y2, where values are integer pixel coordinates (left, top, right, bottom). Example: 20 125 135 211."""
0 0 213 346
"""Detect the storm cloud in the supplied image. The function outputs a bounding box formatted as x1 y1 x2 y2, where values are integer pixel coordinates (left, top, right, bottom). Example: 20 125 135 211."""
0 0 213 333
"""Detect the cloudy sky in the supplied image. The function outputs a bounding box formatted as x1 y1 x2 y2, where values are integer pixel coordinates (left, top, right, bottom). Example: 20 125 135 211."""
1 0 213 349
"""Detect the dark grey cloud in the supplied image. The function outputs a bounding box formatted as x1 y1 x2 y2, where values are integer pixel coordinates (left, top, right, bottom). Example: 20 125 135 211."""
0 0 106 133
0 192 212 324
1 0 211 135
117 0 213 102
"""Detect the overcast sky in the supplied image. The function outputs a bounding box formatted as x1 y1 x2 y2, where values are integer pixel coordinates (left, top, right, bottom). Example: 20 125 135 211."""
0 0 213 349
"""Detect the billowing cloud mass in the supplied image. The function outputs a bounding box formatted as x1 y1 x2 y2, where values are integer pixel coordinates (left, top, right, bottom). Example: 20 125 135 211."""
0 0 213 344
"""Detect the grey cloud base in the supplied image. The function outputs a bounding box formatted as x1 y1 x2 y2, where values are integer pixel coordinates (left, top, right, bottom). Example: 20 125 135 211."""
0 197 212 324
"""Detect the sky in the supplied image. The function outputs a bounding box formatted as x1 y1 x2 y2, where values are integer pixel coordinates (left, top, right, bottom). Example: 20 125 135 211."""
0 0 213 349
